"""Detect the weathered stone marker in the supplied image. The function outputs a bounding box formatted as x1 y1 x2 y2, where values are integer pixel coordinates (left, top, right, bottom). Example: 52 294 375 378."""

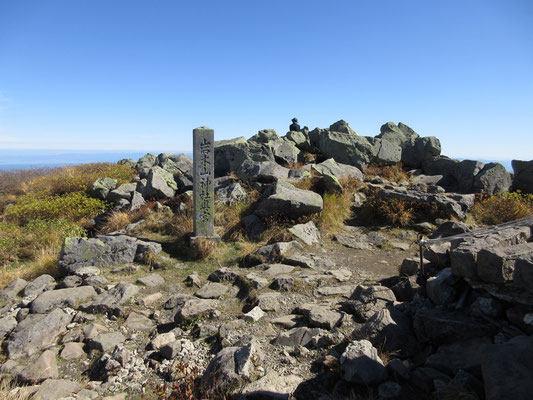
192 127 217 239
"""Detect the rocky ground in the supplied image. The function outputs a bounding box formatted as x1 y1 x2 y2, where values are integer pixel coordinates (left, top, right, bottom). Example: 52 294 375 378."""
1 120 532 400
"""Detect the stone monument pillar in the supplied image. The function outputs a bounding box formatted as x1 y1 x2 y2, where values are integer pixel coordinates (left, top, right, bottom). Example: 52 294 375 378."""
192 127 218 239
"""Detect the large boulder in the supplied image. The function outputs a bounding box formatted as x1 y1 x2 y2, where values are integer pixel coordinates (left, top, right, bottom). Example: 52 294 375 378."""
422 157 510 194
255 181 323 218
482 336 533 400
317 121 374 170
58 234 162 274
143 166 177 199
311 158 364 181
237 160 290 183
512 160 533 193
5 308 72 359
473 163 512 195
90 178 117 200
107 182 137 203
136 153 157 169
214 137 275 177
340 340 388 385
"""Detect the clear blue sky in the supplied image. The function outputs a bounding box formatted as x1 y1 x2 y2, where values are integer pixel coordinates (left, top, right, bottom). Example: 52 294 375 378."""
0 0 532 159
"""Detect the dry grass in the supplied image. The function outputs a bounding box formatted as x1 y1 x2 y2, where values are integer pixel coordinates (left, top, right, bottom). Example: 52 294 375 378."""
190 238 218 260
98 211 133 233
364 162 408 183
0 377 34 400
0 168 51 196
471 191 533 225
0 248 58 289
21 163 136 196
317 177 363 236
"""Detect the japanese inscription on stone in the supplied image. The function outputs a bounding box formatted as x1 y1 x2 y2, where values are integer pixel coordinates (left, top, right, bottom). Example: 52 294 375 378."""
193 127 215 237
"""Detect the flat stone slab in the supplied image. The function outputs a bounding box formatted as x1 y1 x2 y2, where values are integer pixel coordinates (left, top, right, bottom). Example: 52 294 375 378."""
32 379 82 400
297 304 343 330
17 350 58 384
88 332 126 352
30 286 97 314
194 282 228 299
80 283 139 317
125 312 155 332
242 371 303 399
271 314 304 329
174 299 219 323
288 221 320 246
335 234 372 250
262 264 295 277
60 342 86 360
137 273 165 287
315 285 354 297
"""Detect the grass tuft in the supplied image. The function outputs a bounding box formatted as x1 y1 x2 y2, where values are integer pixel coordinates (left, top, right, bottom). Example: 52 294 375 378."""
471 191 533 225
364 162 408 183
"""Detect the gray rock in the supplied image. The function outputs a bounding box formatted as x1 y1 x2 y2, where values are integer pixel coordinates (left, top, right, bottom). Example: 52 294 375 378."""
201 342 259 390
255 181 323 218
137 273 165 287
125 312 154 332
426 268 458 305
214 137 275 177
512 159 533 193
423 242 451 267
288 221 320 246
208 267 239 283
58 234 161 273
334 234 371 250
23 274 56 297
90 178 117 200
195 282 228 299
174 299 219 324
482 335 533 400
5 308 72 359
60 341 86 360
60 275 82 288
317 121 374 170
215 182 247 205
242 371 303 400
272 327 328 347
143 166 177 199
270 276 294 291
243 306 265 322
83 275 108 288
130 191 146 211
255 293 282 312
72 266 101 278
30 286 97 314
117 158 136 168
251 241 302 265
342 285 396 321
82 323 108 340
473 162 512 195
88 332 126 352
296 304 343 330
424 337 492 376
0 278 28 300
477 242 533 284
311 158 364 181
359 306 417 357
32 379 82 400
399 257 423 276
237 160 290 183
413 309 496 345
0 316 17 339
160 339 182 359
136 153 158 169
17 350 58 383
340 340 387 385
151 332 175 350
107 182 137 202
80 282 139 317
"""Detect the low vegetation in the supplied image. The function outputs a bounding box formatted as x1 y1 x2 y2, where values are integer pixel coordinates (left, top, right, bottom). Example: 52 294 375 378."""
0 163 136 284
471 190 533 225
363 162 408 183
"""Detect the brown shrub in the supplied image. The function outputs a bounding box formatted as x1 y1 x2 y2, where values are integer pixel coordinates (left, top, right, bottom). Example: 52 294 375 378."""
471 191 533 225
98 211 132 234
0 168 51 196
364 162 408 183
23 162 135 196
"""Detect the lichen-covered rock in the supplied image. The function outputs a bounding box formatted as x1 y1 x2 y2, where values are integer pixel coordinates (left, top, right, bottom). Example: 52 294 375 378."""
255 181 323 218
91 178 117 200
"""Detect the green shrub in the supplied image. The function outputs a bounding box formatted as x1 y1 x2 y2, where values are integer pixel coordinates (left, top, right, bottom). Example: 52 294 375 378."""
4 191 108 224
471 190 533 225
